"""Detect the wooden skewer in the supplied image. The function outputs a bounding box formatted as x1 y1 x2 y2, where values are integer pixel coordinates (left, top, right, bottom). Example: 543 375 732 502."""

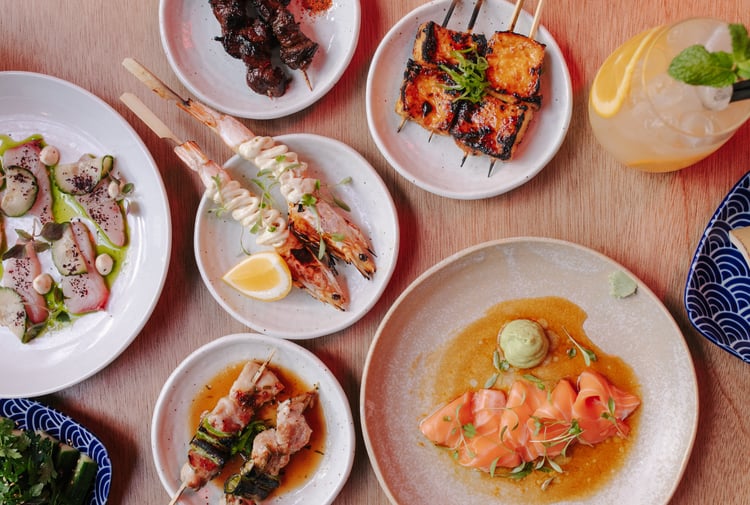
301 69 313 91
167 481 188 505
528 0 545 40
441 0 459 27
487 159 497 177
508 0 525 32
162 349 277 505
120 92 183 145
467 0 485 33
122 57 187 105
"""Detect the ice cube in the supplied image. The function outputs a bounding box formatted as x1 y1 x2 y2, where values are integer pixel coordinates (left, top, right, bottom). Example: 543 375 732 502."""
696 85 732 111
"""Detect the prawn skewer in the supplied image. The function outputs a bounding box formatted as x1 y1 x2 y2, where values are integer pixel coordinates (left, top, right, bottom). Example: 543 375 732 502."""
120 93 347 310
122 58 376 280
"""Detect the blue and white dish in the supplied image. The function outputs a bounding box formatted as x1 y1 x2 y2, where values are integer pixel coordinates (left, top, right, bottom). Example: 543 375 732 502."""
0 397 112 504
685 171 750 363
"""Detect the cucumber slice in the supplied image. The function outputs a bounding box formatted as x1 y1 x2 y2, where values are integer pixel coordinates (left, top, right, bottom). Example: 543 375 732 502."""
53 154 113 195
64 453 98 505
51 222 88 275
55 442 81 484
0 166 39 217
0 287 27 340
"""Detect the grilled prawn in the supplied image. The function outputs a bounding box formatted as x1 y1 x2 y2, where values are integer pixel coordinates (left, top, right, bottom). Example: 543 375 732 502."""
174 141 348 310
176 100 377 280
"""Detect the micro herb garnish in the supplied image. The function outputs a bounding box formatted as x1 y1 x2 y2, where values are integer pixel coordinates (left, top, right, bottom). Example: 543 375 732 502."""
523 374 546 391
668 23 750 87
440 48 490 103
0 417 64 504
486 349 510 388
600 397 627 437
563 327 597 366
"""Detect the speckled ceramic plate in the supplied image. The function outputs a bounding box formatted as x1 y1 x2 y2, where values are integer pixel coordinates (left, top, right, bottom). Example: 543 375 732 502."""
151 333 355 505
685 170 750 363
0 71 171 398
194 133 398 339
366 0 572 200
160 0 360 119
0 397 112 504
361 237 698 504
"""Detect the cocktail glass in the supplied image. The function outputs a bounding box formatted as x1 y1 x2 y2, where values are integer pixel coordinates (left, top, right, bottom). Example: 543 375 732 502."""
588 18 750 173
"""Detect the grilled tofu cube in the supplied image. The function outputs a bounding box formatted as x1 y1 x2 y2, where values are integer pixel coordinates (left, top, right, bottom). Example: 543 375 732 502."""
411 20 488 67
484 31 545 106
396 59 461 135
450 93 535 160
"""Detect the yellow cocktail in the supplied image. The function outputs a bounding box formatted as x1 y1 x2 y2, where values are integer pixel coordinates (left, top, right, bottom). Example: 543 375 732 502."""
589 18 750 172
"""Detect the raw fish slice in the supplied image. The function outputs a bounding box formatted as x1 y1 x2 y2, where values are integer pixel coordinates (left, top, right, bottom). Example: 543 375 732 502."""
526 378 577 459
497 379 547 462
2 241 48 324
572 370 640 445
419 391 474 449
76 179 126 247
3 140 53 224
60 220 109 314
458 389 520 471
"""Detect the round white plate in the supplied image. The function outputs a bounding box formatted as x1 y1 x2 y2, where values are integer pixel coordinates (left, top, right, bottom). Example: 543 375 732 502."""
152 332 355 505
366 0 573 200
159 0 360 119
194 133 398 339
361 237 698 504
0 71 171 398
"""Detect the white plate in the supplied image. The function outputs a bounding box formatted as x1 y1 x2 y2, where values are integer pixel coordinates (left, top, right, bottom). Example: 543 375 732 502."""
366 0 573 200
151 332 355 505
159 0 360 119
361 237 698 504
0 71 171 398
194 133 398 339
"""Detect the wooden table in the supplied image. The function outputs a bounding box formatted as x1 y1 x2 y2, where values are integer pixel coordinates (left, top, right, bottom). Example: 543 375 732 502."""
2 1 749 504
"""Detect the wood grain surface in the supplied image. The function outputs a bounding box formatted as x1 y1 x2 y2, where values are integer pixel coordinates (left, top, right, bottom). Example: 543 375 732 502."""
1 1 749 504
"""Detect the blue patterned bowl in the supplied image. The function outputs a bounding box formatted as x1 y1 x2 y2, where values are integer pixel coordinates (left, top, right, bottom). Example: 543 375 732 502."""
0 397 112 504
685 171 750 363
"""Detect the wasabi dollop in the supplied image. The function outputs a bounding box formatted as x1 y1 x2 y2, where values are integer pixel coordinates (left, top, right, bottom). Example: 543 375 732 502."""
498 319 549 369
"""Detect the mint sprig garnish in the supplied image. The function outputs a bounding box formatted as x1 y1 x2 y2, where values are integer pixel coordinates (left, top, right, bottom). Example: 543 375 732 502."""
668 23 750 87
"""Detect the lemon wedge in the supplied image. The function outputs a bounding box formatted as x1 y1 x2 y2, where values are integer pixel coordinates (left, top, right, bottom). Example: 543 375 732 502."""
590 26 662 118
222 251 292 301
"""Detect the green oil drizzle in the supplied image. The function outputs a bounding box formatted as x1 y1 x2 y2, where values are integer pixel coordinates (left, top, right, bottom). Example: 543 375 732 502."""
1 134 130 338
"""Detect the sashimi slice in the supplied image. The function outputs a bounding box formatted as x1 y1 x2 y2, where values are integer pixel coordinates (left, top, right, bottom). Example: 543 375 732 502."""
572 370 641 445
75 179 126 247
3 139 53 224
420 371 640 473
498 379 548 462
60 220 109 314
526 378 577 459
2 241 48 324
419 391 474 449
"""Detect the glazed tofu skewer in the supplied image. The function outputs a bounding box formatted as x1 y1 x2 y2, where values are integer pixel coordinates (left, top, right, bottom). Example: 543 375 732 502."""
122 58 376 280
119 93 348 310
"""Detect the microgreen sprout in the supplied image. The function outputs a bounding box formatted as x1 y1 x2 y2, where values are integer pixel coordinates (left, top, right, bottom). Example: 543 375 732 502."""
563 327 597 366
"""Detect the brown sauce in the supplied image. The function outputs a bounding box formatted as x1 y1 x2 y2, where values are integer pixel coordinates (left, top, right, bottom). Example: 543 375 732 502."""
422 296 641 503
188 361 325 497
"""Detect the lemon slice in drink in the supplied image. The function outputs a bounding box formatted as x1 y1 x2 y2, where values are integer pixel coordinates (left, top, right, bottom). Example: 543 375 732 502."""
222 251 292 301
590 26 662 118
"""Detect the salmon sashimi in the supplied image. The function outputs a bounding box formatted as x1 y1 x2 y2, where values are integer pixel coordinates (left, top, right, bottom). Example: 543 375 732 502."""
572 370 641 445
420 372 639 473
